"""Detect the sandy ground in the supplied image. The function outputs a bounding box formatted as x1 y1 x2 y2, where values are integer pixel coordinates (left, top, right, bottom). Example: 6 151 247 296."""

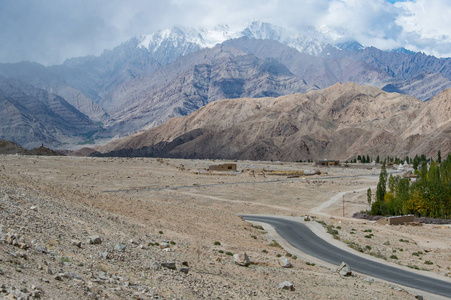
0 155 450 299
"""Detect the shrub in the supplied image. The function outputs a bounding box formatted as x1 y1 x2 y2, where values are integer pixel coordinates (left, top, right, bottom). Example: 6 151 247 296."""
158 231 163 235
399 239 409 243
262 249 268 253
170 241 176 245
253 225 265 230
218 250 224 254
363 229 372 233
225 252 233 256
277 254 282 257
390 255 398 259
412 252 419 256
424 260 433 265
268 240 282 248
214 241 221 246
365 245 372 250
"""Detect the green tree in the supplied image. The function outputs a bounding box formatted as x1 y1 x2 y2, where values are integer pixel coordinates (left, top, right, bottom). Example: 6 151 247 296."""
438 150 441 164
367 188 372 208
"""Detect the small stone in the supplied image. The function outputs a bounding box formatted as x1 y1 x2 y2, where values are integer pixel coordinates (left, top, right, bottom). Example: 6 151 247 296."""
182 261 189 267
415 295 424 300
337 261 352 276
279 281 295 291
88 236 102 245
45 267 54 275
150 261 160 270
114 244 126 252
30 206 38 211
161 262 176 270
364 277 374 283
162 248 172 252
159 242 169 249
233 253 251 267
72 240 82 248
99 251 110 259
280 257 292 268
54 274 63 281
180 267 189 274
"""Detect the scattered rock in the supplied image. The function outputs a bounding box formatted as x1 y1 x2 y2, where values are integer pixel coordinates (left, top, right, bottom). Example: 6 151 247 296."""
30 205 38 211
364 277 374 283
54 274 63 281
180 267 189 274
233 253 251 267
88 236 102 245
99 250 110 259
150 261 160 270
280 257 292 268
114 244 126 252
161 262 176 270
71 239 82 248
337 262 352 276
159 242 169 249
415 295 424 300
278 281 295 291
182 261 189 267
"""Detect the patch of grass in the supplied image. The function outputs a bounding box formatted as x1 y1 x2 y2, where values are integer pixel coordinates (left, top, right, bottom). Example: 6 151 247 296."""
417 251 423 255
390 255 398 259
350 231 356 234
365 245 372 250
170 241 176 245
277 254 282 257
268 240 283 249
408 264 420 270
252 225 265 230
345 240 364 253
399 239 409 243
336 226 341 230
292 256 297 260
214 241 221 246
285 253 292 257
158 231 163 235
351 228 356 231
412 252 419 257
225 252 233 256
364 234 374 239
218 250 224 254
363 229 372 233
262 249 268 253
369 252 387 260
306 262 315 266
424 260 433 265
60 257 71 263
148 242 154 246
251 235 257 239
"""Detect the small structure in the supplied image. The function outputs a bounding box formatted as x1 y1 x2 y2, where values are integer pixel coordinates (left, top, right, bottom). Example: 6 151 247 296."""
209 163 237 172
376 215 415 226
315 160 340 167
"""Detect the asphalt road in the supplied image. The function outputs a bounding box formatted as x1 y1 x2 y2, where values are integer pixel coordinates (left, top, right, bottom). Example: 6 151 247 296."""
242 215 451 298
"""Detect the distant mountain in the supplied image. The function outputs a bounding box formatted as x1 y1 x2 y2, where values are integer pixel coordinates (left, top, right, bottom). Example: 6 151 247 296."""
96 83 451 161
1 21 451 148
0 139 63 155
0 76 103 149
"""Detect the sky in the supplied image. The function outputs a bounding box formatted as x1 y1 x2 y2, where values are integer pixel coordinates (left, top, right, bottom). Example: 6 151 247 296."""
1 0 450 65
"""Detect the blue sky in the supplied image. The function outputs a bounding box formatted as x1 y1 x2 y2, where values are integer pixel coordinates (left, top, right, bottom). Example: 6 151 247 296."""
0 0 450 65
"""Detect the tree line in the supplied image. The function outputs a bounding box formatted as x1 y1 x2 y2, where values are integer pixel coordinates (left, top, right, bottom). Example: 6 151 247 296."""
368 151 450 218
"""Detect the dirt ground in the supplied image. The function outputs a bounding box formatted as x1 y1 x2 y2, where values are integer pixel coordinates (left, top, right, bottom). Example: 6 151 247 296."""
0 155 450 299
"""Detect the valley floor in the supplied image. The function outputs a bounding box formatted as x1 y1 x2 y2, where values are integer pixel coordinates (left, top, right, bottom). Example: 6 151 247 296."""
0 156 450 299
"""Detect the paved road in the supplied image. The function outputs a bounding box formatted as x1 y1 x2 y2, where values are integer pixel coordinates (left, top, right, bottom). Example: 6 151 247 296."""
242 215 451 298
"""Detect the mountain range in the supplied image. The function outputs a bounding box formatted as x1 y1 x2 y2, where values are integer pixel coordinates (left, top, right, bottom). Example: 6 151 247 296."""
95 82 451 161
0 21 450 153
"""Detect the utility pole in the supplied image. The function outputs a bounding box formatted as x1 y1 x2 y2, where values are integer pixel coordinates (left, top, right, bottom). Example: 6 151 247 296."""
342 194 344 217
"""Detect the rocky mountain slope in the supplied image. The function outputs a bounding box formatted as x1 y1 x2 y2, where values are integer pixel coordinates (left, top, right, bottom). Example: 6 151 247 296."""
1 22 451 147
96 83 450 161
0 76 103 148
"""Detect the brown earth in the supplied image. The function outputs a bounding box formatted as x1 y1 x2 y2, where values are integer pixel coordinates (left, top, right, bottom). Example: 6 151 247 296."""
96 83 451 161
0 155 450 299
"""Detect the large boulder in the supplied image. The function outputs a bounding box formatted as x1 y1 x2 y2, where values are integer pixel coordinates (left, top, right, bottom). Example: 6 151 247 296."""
280 257 292 268
279 281 295 291
233 253 251 267
337 261 352 276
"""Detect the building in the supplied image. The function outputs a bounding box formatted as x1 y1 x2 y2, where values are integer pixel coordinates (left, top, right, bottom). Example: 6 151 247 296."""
208 164 237 172
315 160 340 167
376 215 415 225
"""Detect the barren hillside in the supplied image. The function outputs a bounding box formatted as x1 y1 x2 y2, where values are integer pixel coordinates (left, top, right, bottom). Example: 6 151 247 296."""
97 83 450 160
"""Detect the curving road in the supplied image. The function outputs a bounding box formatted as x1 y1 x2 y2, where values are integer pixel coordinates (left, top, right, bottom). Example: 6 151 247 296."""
242 215 451 298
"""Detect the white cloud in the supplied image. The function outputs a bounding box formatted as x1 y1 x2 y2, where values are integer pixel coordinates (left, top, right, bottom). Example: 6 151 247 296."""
0 0 450 65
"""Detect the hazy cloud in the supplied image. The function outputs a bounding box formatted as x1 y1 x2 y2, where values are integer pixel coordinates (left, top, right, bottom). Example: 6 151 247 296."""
0 0 449 65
